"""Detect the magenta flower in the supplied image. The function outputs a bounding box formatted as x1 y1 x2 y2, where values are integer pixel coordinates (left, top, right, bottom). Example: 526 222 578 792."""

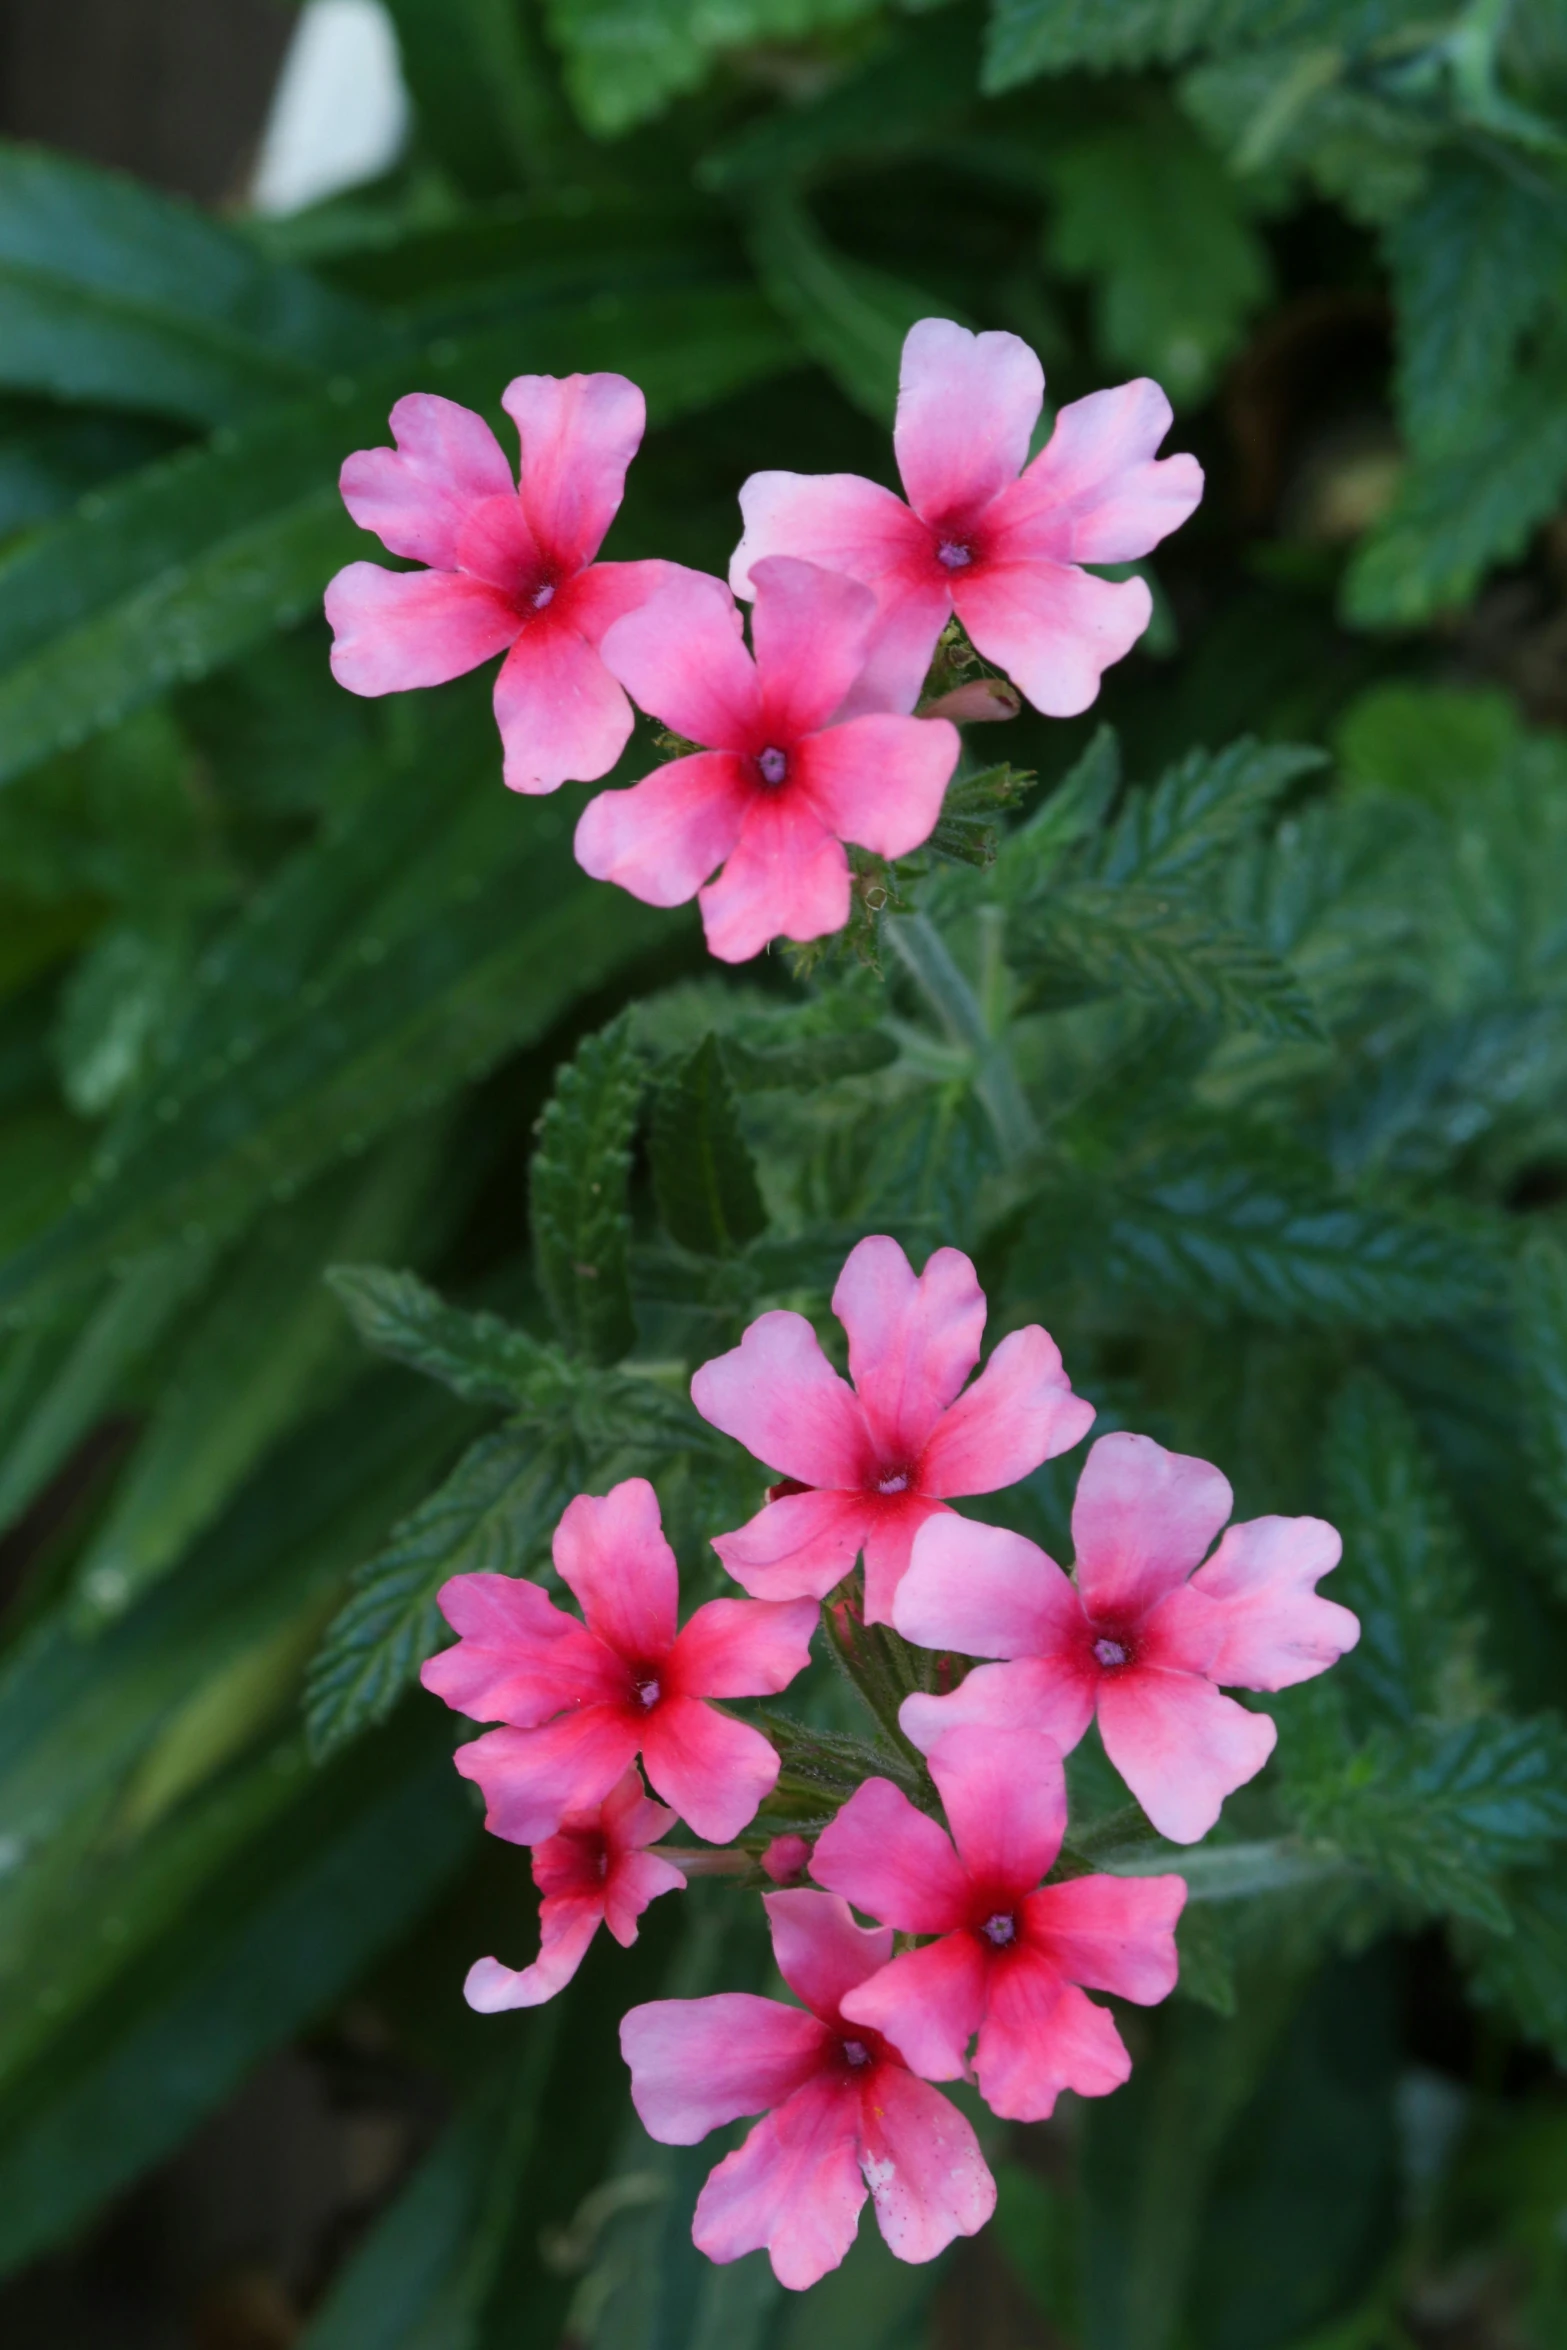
691 1235 1094 1625
730 318 1203 720
463 1767 684 2013
813 1725 1185 2120
421 1477 816 1845
574 558 960 962
325 374 673 793
620 1888 995 2290
895 1432 1360 1843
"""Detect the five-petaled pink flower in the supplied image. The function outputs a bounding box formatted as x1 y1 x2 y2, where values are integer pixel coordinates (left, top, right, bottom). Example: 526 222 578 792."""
463 1767 685 2014
691 1234 1094 1624
730 318 1203 721
895 1431 1360 1842
812 1725 1184 2120
621 1888 995 2290
574 557 960 962
325 374 672 793
421 1477 816 1846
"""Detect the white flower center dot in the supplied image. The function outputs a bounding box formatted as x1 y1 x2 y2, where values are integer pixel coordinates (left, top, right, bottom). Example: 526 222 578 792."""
635 1676 661 1709
531 581 555 609
877 1469 910 1495
758 746 788 785
981 1913 1016 1947
1094 1638 1128 1669
937 540 972 570
842 2038 870 2067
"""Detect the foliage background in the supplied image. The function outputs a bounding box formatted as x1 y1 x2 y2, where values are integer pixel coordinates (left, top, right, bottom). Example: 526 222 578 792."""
1 0 1566 2341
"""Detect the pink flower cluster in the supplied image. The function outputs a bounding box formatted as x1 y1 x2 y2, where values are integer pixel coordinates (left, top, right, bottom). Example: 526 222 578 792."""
326 320 1202 962
421 1236 1358 2290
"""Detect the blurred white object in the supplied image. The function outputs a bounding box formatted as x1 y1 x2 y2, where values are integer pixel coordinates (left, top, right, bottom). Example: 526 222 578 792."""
250 0 410 216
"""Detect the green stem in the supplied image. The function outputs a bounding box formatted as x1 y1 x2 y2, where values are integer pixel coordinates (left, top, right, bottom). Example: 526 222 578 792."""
884 912 1039 1165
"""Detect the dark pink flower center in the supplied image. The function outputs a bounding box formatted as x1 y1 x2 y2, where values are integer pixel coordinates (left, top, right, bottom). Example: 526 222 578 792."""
876 1467 912 1496
980 1911 1017 1948
937 538 973 571
757 745 789 787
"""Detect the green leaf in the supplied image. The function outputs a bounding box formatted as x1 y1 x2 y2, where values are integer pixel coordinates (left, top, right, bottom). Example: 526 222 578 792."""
0 144 387 426
925 760 1039 870
719 1029 898 1091
650 1034 768 1258
745 191 951 424
305 1421 573 1759
1463 1868 1567 2066
327 1264 555 1410
995 723 1121 903
1092 736 1327 888
1515 1232 1567 1603
1017 883 1324 1039
547 0 882 136
531 1014 641 1366
982 0 1214 91
382 0 572 193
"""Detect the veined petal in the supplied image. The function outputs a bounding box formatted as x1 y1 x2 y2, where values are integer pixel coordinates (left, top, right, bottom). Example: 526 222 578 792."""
731 469 927 600
694 2075 866 2290
1190 1515 1359 1691
927 1725 1067 1894
462 1891 604 2011
422 1572 623 1723
749 556 878 740
857 2064 996 2265
622 1992 829 2142
860 1492 946 1627
692 1310 875 1490
894 319 1043 527
1023 1872 1185 2004
1072 1432 1233 1626
640 1696 780 1842
598 569 758 751
494 608 634 794
810 1777 969 1934
699 797 850 963
838 1932 985 2080
954 558 1152 719
453 1709 641 1845
503 370 645 571
834 1237 986 1468
988 379 1203 565
339 392 514 567
712 1488 871 1601
668 1596 818 1701
900 1655 1098 1760
326 563 518 695
793 714 958 860
975 1954 1130 2120
553 1480 678 1663
765 1888 893 2023
893 1514 1087 1663
575 751 753 909
920 1325 1095 1497
1097 1668 1276 1843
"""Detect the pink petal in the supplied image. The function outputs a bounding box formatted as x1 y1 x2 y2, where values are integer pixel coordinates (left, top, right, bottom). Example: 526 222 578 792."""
838 1932 985 2080
574 750 752 908
503 370 645 571
926 1724 1067 1894
622 1993 830 2143
712 1487 871 1602
325 563 518 695
748 556 878 740
920 1325 1095 1498
844 573 957 718
598 1765 677 1855
451 492 544 597
1190 1515 1360 1691
893 1514 1088 1664
857 2063 996 2265
894 319 1042 527
1137 1580 1224 1676
860 1492 946 1627
1096 1669 1277 1843
691 1310 876 1491
765 1888 893 2022
833 1237 986 1469
565 556 679 645
668 1595 818 1701
453 1709 641 1845
598 569 759 752
699 796 850 963
794 713 958 860
552 1479 678 1664
987 379 1204 565
462 1891 604 2011
1071 1432 1233 1626
339 392 515 566
900 1655 1098 1760
603 1846 687 1945
493 605 635 795
1024 1872 1185 2004
954 558 1152 719
731 469 927 603
809 1777 970 1934
975 1954 1130 2120
693 2074 866 2290
640 1696 780 1843
421 1572 623 1723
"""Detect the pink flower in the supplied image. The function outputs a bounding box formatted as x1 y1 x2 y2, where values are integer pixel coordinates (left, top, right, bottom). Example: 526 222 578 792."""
620 1889 995 2289
574 558 959 962
325 374 672 793
761 1833 813 1885
691 1234 1094 1625
464 1768 684 2013
894 1432 1360 1842
730 318 1203 720
421 1477 816 1845
813 1726 1182 2120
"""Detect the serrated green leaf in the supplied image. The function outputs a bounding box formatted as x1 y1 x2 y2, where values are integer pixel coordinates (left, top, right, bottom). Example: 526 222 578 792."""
745 191 952 424
650 1034 767 1257
328 1264 556 1409
548 0 882 136
305 1422 573 1759
1516 1232 1567 1603
982 0 1215 91
720 1029 897 1091
1018 882 1323 1039
1462 1867 1567 2066
996 723 1121 904
531 1014 640 1366
1093 736 1327 888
